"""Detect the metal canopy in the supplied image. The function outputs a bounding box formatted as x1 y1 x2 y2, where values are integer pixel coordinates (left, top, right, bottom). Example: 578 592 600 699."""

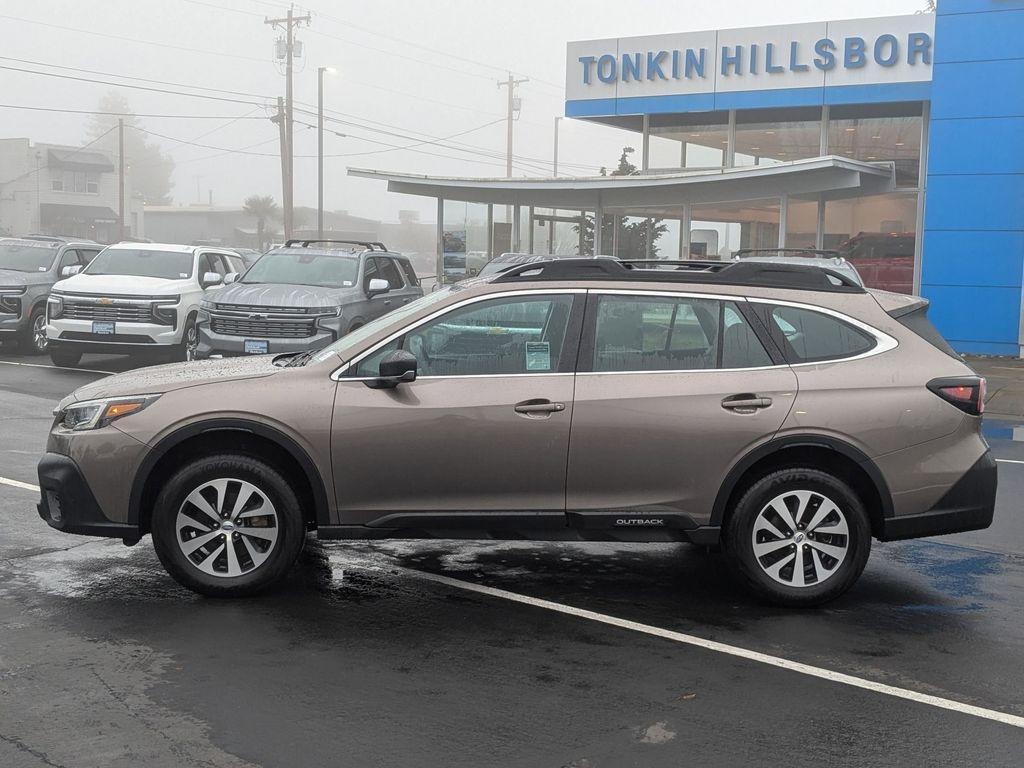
348 156 895 212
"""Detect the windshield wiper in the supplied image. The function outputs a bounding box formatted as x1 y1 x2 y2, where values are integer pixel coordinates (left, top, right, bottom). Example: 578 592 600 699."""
284 350 316 367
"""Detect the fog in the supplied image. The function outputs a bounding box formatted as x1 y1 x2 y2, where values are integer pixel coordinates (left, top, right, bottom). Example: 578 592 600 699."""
1 0 925 224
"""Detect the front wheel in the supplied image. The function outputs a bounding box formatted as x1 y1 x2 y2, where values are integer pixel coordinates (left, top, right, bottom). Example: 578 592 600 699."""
49 346 83 368
20 306 48 354
723 468 871 607
151 454 306 597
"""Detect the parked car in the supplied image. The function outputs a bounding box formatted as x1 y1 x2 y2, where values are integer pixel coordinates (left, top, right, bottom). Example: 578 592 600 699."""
0 236 103 354
37 257 994 605
45 243 247 367
836 232 915 294
196 239 422 359
733 248 865 287
233 248 263 266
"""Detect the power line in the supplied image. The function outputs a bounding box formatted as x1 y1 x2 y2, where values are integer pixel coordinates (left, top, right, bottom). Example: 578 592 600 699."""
0 13 267 64
0 63 268 107
0 103 268 120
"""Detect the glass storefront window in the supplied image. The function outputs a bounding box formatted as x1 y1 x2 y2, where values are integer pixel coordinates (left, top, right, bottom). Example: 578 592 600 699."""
648 112 729 170
734 107 822 167
690 199 781 260
824 192 919 294
442 201 490 282
828 103 923 187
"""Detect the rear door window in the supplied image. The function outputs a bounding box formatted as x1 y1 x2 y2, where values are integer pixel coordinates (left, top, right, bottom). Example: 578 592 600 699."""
398 259 419 287
376 257 405 290
766 305 875 363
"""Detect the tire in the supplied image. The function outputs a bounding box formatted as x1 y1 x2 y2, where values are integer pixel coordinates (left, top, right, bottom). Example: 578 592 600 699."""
723 467 871 607
19 305 48 355
151 454 306 597
172 314 199 362
48 347 83 367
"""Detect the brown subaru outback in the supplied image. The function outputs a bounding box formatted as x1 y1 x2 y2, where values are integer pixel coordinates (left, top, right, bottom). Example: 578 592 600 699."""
37 258 996 606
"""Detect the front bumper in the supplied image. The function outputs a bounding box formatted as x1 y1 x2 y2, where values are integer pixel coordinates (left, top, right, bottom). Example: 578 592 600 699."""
37 452 138 539
878 451 997 541
196 324 334 358
47 318 180 348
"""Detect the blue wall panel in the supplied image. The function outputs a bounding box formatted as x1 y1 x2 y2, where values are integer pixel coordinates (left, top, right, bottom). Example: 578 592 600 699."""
925 174 1024 231
935 8 1024 62
938 0 1024 14
921 231 1024 287
920 285 1022 349
931 59 1024 119
928 118 1024 175
924 1 1024 354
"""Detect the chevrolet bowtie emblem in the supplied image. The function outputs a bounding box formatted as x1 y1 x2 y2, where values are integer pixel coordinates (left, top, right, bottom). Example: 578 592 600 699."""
98 297 113 305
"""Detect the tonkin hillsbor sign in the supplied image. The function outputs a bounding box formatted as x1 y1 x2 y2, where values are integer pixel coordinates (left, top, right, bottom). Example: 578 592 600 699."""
565 14 935 115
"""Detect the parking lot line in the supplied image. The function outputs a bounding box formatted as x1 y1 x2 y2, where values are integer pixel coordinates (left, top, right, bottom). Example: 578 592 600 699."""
397 567 1024 730
996 458 1024 466
0 360 114 375
0 476 39 493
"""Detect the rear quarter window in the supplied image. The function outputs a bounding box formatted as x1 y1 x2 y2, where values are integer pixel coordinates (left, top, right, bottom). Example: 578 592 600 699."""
766 305 876 363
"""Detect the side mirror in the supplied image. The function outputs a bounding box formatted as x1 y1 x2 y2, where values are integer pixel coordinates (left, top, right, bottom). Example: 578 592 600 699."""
60 265 82 278
224 272 239 284
366 349 417 389
366 277 390 297
201 271 223 289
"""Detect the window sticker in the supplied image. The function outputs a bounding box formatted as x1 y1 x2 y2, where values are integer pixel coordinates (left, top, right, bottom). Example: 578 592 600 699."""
525 341 551 371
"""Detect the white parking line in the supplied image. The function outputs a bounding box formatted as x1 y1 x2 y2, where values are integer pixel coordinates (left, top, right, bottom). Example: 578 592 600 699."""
996 458 1024 466
0 360 114 375
399 567 1024 730
0 476 39 492
4 472 1022 728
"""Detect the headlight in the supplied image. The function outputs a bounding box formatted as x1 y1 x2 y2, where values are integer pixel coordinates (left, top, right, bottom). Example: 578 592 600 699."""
0 292 23 315
59 395 160 431
152 302 178 327
47 294 64 320
200 298 215 311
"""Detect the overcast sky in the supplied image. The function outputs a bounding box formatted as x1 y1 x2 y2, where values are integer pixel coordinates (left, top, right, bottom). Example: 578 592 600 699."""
1 0 926 222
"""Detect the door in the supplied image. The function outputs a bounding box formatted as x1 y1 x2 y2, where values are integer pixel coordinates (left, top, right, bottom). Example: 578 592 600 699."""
380 256 419 306
331 291 583 524
566 290 798 526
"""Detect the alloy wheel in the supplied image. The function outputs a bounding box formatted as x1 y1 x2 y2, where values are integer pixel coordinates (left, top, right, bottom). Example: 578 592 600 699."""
185 325 199 361
33 313 48 352
750 490 850 588
175 478 279 578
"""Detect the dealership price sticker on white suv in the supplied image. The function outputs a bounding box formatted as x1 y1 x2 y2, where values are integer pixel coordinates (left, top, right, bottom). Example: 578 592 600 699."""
45 243 246 367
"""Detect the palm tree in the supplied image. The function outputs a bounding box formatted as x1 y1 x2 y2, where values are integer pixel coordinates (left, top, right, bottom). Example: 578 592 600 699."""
243 195 279 251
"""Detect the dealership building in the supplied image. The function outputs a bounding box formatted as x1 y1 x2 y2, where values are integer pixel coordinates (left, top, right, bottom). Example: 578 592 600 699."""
355 1 1024 355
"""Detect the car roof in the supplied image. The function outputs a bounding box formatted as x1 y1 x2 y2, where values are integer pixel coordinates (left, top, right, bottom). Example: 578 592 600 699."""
104 241 198 254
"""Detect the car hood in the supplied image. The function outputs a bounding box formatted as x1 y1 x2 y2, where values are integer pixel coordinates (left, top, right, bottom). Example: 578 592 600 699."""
53 273 192 296
0 268 34 289
61 356 282 407
212 281 349 309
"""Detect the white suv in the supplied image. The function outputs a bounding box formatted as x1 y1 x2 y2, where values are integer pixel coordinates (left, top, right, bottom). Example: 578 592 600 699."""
45 243 246 367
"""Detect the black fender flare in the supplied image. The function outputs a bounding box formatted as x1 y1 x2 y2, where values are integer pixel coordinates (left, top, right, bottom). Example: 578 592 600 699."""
128 418 331 527
709 434 894 526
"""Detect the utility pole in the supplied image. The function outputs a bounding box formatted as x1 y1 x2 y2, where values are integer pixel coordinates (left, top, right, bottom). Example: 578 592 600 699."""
265 4 310 239
272 97 289 241
317 66 337 240
117 118 125 241
497 73 528 179
553 116 562 177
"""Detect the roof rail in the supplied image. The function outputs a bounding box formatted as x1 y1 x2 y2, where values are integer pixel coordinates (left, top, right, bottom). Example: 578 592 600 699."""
284 238 388 251
733 248 842 259
491 257 864 292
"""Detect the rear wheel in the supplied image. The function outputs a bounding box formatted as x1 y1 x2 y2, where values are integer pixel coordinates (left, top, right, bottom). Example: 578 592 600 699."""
48 346 82 368
151 454 306 597
723 468 871 607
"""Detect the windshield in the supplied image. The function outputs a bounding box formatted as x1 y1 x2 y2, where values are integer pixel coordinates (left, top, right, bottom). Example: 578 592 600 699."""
0 240 59 273
85 249 195 279
242 250 359 288
312 286 458 364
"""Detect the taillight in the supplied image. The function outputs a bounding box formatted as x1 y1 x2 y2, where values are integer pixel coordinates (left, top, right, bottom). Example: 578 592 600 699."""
928 377 985 416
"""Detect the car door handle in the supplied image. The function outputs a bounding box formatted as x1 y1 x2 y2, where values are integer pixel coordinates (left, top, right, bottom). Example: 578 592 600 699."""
514 400 566 414
721 394 772 411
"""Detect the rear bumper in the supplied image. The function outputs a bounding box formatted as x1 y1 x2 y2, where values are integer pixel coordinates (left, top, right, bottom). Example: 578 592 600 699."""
36 452 138 539
879 451 997 541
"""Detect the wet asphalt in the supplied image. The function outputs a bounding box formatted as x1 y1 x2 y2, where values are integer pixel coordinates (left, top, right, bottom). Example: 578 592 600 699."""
1 347 1023 767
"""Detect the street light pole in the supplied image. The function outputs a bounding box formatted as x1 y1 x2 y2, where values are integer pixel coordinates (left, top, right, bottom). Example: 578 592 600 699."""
317 66 336 241
553 116 562 177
